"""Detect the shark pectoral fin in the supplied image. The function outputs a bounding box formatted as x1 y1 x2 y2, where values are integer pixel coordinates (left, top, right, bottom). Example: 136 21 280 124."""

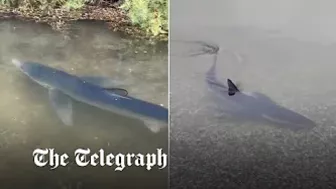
105 88 128 96
81 76 126 88
143 119 167 133
48 88 73 126
227 79 240 96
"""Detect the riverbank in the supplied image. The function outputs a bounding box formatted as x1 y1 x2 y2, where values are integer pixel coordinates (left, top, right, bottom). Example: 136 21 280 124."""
0 1 168 42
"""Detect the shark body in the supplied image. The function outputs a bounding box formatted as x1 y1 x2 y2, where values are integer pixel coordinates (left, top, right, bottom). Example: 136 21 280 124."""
205 54 316 131
12 59 168 133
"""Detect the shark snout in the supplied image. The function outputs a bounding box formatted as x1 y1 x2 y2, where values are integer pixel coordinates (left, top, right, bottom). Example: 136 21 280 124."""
11 59 23 68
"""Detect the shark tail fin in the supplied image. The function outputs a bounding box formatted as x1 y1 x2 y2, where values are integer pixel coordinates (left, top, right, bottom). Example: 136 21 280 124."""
227 79 240 96
205 54 219 82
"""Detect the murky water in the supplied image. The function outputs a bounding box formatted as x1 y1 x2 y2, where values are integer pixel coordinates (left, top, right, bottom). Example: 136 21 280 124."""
171 0 336 188
0 20 167 188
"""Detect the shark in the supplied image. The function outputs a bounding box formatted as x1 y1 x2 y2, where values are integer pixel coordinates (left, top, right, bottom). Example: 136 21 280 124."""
11 59 168 133
205 53 316 131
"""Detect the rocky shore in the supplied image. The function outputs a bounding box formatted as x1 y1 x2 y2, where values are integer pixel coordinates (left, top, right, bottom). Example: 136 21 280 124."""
0 1 167 41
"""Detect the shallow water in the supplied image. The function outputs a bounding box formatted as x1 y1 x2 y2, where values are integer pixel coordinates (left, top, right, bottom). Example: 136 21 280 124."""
171 0 336 188
0 19 167 188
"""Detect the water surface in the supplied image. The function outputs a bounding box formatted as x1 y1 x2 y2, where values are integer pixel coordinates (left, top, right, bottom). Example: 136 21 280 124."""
0 19 168 188
171 0 336 188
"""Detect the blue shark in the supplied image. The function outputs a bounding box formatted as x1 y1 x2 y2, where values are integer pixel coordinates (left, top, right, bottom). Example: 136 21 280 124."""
206 53 316 131
11 59 168 133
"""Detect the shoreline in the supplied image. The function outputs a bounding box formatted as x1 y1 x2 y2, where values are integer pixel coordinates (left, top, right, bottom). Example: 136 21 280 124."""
0 4 168 42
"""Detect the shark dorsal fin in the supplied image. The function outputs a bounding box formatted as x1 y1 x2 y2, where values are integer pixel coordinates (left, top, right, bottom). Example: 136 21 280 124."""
227 79 240 96
104 88 128 97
